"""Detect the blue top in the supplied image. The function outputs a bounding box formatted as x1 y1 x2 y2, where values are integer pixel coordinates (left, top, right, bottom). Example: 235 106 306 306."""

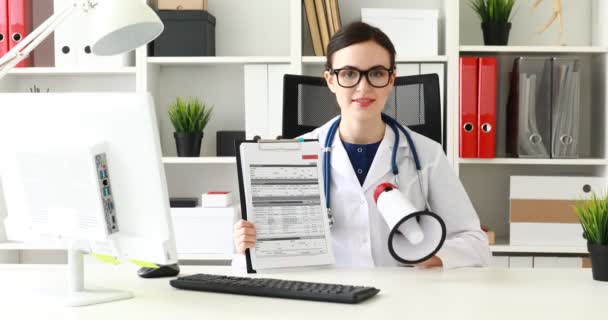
341 140 382 186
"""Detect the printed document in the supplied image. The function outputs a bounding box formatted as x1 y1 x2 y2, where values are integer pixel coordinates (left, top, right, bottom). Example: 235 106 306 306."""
236 140 334 272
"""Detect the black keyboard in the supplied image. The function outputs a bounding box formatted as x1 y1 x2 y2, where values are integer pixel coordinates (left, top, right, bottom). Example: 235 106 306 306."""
170 273 380 304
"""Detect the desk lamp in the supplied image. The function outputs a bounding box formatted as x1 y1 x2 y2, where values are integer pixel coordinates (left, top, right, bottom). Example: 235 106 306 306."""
0 0 163 79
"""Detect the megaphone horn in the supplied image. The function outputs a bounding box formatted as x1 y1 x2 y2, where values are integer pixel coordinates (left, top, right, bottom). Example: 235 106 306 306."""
374 182 447 264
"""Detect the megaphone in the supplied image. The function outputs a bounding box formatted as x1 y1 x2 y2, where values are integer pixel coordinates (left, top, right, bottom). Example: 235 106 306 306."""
373 182 447 264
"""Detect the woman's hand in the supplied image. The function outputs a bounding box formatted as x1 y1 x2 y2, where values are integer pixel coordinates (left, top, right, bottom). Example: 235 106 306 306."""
233 220 257 254
415 256 443 268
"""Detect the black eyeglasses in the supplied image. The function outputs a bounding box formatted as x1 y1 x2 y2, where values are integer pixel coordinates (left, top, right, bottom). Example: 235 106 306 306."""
329 67 394 88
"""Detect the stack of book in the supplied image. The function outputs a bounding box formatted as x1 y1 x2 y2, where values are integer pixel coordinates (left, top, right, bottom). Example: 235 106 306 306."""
303 0 341 56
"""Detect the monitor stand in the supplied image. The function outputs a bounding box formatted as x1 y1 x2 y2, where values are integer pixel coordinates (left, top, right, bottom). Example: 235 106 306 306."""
26 246 133 307
61 248 134 307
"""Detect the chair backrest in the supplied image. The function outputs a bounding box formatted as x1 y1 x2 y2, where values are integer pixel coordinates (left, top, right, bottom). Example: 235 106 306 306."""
282 73 444 148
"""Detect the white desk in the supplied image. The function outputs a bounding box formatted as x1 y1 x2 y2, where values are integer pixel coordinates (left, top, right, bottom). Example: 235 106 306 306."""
0 262 606 319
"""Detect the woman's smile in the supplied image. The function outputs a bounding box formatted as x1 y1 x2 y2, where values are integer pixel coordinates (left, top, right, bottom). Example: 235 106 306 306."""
352 97 375 108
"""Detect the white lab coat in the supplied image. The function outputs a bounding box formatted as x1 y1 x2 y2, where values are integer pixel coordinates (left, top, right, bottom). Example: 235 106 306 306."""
232 118 491 270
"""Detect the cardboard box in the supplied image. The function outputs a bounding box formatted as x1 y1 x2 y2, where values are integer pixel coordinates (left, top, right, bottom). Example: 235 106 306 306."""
151 10 216 57
361 8 438 56
583 257 592 268
171 206 238 254
157 0 208 10
509 176 604 246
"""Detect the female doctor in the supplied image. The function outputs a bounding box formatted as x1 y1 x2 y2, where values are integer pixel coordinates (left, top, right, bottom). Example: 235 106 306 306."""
233 22 491 269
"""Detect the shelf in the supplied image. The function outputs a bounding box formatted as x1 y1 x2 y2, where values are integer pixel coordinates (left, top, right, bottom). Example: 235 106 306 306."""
151 55 448 66
0 241 586 256
162 157 236 164
458 158 607 166
302 55 448 64
301 56 326 64
7 67 137 75
178 254 233 261
147 56 292 65
0 241 66 250
398 55 448 62
459 45 608 54
0 242 233 260
490 242 587 254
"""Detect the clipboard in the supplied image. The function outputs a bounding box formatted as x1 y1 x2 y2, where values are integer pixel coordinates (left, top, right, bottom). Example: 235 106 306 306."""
235 139 335 273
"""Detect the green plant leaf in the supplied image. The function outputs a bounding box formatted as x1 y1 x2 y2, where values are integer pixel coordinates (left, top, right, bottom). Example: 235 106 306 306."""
574 192 608 245
469 0 516 23
168 97 214 133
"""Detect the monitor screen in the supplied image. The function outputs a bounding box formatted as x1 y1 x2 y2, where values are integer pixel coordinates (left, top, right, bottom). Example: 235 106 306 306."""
0 93 177 270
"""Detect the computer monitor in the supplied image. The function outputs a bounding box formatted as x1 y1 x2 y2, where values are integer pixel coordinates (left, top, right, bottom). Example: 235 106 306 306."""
0 93 178 306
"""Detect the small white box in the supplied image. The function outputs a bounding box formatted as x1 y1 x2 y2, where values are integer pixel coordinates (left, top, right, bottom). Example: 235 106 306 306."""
171 206 238 254
361 8 438 57
201 191 233 207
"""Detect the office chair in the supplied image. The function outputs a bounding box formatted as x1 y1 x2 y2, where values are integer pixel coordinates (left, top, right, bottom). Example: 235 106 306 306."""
281 73 444 150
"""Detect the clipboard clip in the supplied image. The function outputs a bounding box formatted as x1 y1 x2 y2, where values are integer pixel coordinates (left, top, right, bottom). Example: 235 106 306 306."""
254 135 306 150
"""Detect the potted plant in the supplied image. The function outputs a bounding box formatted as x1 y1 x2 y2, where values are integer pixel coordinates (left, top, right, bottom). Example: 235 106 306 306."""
168 97 213 157
469 0 516 45
574 193 608 281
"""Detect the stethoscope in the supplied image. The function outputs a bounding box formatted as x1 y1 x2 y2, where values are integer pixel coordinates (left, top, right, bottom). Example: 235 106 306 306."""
322 113 431 227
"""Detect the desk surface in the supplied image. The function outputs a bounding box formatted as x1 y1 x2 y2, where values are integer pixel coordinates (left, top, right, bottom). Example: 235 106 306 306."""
0 263 606 320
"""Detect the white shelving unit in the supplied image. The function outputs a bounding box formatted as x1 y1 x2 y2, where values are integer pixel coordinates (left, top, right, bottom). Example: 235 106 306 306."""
456 0 607 258
490 243 587 255
2 0 607 263
0 242 66 251
458 158 607 166
7 67 137 75
148 56 292 65
0 242 232 262
302 55 449 64
162 157 237 164
460 45 607 53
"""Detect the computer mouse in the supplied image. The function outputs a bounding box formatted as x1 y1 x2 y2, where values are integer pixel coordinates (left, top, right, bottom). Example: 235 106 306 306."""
137 263 180 278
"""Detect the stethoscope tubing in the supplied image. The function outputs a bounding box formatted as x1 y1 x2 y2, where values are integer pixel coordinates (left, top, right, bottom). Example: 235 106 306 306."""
323 113 422 214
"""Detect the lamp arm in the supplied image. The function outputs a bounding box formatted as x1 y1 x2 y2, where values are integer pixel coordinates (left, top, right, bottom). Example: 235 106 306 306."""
0 4 77 79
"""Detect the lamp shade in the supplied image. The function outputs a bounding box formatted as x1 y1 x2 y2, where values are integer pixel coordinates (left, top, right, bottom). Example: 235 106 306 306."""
90 0 164 56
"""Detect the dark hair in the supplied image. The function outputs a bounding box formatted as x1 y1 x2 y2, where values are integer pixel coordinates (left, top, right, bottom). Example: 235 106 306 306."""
325 21 396 71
